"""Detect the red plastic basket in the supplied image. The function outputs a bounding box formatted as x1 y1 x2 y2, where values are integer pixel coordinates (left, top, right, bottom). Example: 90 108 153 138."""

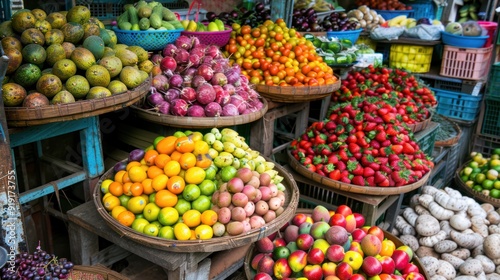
181 25 232 47
440 45 493 80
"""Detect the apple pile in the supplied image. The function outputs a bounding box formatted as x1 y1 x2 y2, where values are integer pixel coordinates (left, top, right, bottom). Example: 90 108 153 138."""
249 205 426 280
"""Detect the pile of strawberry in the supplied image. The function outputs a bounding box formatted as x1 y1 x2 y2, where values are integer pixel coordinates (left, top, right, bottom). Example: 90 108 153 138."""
290 97 434 187
331 65 437 125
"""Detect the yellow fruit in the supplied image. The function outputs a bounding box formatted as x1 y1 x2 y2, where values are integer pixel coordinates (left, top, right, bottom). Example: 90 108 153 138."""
195 224 213 240
127 196 147 214
174 222 191 240
182 209 201 228
100 179 113 194
103 195 120 211
111 205 127 219
128 166 147 183
184 167 206 185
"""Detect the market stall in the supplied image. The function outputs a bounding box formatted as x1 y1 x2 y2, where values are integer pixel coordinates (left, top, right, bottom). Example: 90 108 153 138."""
1 0 500 279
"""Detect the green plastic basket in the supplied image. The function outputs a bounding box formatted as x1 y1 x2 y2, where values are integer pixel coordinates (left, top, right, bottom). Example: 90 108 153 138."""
481 96 500 138
112 27 183 51
415 121 440 158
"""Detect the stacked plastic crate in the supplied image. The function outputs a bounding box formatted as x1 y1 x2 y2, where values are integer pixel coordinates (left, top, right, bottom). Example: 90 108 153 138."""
0 0 24 22
474 63 500 155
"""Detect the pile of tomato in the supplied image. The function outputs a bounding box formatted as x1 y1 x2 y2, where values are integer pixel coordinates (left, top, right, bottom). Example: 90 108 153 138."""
224 19 339 87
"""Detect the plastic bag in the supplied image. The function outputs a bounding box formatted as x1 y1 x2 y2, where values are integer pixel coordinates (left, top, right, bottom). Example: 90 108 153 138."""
403 24 444 40
369 27 405 41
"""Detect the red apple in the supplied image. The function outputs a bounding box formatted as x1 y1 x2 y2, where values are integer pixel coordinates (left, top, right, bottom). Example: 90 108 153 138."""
267 231 278 241
367 225 384 242
256 236 274 253
296 233 314 251
335 262 353 280
343 250 363 271
361 226 370 233
351 228 367 242
322 262 337 277
353 212 365 228
351 274 367 280
326 244 345 262
292 213 308 227
273 258 292 279
273 237 287 248
403 272 425 280
391 250 410 271
397 245 414 261
288 250 308 273
402 262 419 275
257 255 275 275
361 256 383 277
336 205 353 217
360 234 382 256
325 276 341 280
307 247 325 265
329 213 347 228
303 264 323 280
377 255 396 274
252 253 269 270
344 214 357 233
254 272 273 280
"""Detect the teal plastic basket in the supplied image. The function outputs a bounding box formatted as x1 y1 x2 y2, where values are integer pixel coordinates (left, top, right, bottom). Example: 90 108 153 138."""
326 29 363 44
481 96 500 137
112 27 183 51
432 87 483 121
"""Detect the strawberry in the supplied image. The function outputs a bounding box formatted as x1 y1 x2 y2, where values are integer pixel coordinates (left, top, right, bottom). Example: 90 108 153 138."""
351 176 365 186
380 165 392 174
375 131 387 143
376 157 389 165
347 160 363 176
338 149 349 162
388 154 400 162
363 167 375 177
364 122 377 132
365 176 375 186
391 170 411 184
374 171 387 184
339 176 351 184
386 125 399 136
389 160 402 171
336 161 347 172
403 142 415 154
390 135 404 145
381 140 392 147
348 143 361 154
391 144 403 154
379 178 390 187
329 169 341 181
328 154 339 164
370 140 381 150
402 160 412 170
367 162 381 171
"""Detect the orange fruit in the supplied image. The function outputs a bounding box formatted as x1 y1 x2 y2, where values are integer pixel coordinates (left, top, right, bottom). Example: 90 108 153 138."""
164 160 181 177
103 195 120 211
144 149 159 166
200 210 218 226
166 175 185 194
114 170 127 183
142 178 154 195
155 189 178 208
179 152 196 170
121 172 131 183
154 153 171 169
185 166 206 185
116 210 135 227
380 239 396 257
170 150 183 162
147 165 164 179
156 136 177 155
175 136 195 153
130 182 144 196
195 224 213 240
195 153 212 169
122 182 133 196
173 222 191 240
128 166 147 183
152 174 169 191
108 181 124 197
182 209 201 228
111 205 127 219
126 161 142 171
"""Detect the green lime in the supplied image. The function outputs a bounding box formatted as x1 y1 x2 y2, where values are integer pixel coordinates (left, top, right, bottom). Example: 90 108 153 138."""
118 194 130 207
131 218 149 233
469 161 479 169
182 184 201 202
475 173 486 184
184 130 193 136
174 198 191 215
135 213 144 220
191 195 211 212
483 179 494 190
199 180 216 196
205 165 218 180
493 148 500 155
473 185 483 192
158 226 175 239
220 165 237 182
272 246 290 260
149 193 156 203
153 136 165 149
490 189 500 199
494 180 500 190
460 175 469 182
173 131 186 138
150 221 162 230
143 223 159 237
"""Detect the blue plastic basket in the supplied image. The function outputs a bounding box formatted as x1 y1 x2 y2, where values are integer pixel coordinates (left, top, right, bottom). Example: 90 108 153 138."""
374 9 413 20
432 87 483 121
112 27 183 51
326 29 363 44
409 1 436 20
441 31 489 48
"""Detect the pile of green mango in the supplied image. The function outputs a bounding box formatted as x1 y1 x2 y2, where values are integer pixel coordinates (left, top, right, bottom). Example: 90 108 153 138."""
117 0 183 31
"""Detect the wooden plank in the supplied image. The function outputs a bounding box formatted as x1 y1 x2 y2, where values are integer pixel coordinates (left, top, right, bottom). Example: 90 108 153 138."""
68 221 99 265
90 244 132 267
18 171 86 204
210 243 250 280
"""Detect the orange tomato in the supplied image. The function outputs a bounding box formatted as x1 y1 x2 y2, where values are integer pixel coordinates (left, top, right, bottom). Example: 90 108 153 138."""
155 189 178 208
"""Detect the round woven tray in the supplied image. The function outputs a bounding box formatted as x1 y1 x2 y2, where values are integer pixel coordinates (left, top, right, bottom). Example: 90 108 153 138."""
406 115 432 133
454 161 500 207
244 208 431 280
94 159 300 253
68 265 129 280
130 98 268 129
434 115 462 147
4 77 151 127
255 76 341 103
288 150 431 195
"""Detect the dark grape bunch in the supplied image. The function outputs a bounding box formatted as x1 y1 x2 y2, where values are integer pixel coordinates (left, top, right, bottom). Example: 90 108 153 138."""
1 245 74 280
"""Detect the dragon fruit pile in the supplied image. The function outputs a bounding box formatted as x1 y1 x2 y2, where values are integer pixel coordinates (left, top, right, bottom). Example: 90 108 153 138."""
144 35 265 117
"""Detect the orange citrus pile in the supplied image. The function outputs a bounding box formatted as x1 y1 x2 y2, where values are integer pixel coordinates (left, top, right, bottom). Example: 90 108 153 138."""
225 19 338 87
100 131 218 241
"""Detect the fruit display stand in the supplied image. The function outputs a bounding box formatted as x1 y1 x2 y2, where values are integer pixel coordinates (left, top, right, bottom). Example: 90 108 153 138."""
130 98 269 129
4 77 151 127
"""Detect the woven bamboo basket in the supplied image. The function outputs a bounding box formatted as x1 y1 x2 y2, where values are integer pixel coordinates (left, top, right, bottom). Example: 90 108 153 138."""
93 159 300 253
434 115 462 147
68 265 129 280
454 162 500 207
130 98 268 129
288 150 431 196
255 76 341 103
406 115 432 133
4 77 151 127
244 208 431 280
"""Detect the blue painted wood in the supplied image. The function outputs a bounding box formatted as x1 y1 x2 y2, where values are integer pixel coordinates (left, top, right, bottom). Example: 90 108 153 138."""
19 172 87 204
9 116 104 204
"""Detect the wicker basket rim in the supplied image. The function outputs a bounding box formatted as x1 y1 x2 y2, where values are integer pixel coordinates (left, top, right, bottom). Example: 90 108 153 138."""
288 150 431 195
434 115 463 147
